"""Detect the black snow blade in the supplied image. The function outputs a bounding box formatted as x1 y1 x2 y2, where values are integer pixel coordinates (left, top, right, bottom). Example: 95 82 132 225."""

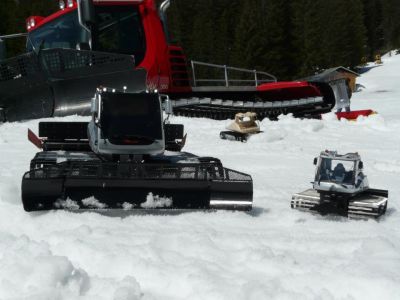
21 162 253 212
0 48 146 121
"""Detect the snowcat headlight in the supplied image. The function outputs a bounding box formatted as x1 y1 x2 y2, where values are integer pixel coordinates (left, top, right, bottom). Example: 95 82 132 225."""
67 0 74 8
59 0 66 10
27 18 35 30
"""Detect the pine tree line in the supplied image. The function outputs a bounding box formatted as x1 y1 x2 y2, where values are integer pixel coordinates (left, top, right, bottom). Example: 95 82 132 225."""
1 0 400 79
167 0 400 79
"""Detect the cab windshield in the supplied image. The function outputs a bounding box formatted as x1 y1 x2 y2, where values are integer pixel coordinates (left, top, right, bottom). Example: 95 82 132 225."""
318 158 355 185
100 93 162 145
27 5 146 65
27 12 89 51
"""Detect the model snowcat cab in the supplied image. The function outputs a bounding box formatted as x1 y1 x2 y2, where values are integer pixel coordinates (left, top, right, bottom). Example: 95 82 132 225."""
312 151 369 195
220 112 261 142
0 0 336 122
22 73 253 212
291 151 388 218
88 89 165 156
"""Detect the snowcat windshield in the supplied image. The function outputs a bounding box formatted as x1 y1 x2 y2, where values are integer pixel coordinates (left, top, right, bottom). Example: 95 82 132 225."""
100 93 162 145
318 158 356 185
27 12 89 51
94 5 146 64
27 5 146 65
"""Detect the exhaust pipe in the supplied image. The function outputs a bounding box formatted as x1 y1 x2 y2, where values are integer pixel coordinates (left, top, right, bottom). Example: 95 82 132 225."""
159 0 171 44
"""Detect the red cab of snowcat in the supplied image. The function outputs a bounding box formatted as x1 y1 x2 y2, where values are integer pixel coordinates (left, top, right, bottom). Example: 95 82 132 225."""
25 0 191 94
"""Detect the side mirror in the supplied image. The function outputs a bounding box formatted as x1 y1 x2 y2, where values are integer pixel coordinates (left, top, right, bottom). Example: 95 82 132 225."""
313 157 318 165
90 97 98 114
78 0 96 26
162 96 173 115
359 161 363 169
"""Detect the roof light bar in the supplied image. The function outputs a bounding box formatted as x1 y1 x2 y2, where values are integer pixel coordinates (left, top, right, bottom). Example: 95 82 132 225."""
59 0 66 9
26 16 45 31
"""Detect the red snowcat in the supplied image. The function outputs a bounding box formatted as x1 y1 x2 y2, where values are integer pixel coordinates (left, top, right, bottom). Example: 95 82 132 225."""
0 0 336 122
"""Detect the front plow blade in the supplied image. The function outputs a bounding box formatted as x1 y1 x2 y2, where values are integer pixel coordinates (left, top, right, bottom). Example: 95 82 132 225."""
21 162 253 212
0 48 145 121
291 189 388 218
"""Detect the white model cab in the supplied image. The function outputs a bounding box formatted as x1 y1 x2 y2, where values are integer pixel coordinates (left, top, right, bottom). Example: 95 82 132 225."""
292 150 388 218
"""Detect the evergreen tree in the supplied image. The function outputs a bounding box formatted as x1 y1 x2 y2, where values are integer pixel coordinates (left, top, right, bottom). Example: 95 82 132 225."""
381 0 400 49
231 0 263 70
300 0 327 75
362 0 384 58
259 0 295 79
0 0 19 58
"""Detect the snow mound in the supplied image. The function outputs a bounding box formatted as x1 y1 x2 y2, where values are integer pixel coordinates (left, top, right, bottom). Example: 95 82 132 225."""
140 193 173 209
82 197 108 209
0 234 145 300
55 198 80 210
0 235 89 299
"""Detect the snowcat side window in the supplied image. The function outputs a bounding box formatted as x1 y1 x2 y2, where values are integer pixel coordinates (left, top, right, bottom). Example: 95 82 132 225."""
27 12 89 52
94 5 146 65
319 158 356 184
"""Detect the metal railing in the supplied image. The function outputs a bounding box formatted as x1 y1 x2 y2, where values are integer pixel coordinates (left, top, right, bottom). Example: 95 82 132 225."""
190 60 277 87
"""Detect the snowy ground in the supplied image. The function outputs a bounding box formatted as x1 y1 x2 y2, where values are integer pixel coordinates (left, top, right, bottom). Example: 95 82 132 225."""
1 53 400 300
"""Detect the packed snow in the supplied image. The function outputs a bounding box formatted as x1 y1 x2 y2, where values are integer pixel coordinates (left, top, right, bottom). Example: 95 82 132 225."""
140 193 173 209
0 52 400 300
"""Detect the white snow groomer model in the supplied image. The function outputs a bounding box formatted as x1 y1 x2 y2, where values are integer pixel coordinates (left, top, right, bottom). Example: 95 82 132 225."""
292 151 388 218
21 76 253 212
220 112 261 142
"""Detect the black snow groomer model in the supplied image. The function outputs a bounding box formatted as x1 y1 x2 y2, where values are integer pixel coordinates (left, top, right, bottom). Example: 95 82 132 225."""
21 85 253 212
291 151 388 218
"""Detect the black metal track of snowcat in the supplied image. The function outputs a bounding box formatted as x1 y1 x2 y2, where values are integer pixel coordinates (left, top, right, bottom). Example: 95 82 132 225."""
172 102 331 120
169 81 335 120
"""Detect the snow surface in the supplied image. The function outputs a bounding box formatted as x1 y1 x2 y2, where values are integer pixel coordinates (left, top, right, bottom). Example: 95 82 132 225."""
1 53 400 299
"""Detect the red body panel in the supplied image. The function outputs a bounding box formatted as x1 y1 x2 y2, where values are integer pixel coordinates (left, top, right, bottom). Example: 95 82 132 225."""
336 110 376 120
28 129 43 149
257 81 322 100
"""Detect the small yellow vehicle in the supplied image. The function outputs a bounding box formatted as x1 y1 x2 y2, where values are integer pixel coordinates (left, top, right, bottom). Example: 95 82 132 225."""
220 112 261 142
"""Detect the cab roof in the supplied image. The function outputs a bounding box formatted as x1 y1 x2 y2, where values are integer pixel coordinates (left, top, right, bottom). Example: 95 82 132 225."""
319 150 361 161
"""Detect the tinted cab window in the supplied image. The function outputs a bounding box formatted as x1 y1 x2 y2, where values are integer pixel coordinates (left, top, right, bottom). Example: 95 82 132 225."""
94 5 146 65
27 12 89 52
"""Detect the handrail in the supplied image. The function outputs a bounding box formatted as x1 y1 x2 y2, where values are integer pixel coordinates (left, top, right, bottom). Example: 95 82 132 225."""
191 60 277 87
0 33 28 41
